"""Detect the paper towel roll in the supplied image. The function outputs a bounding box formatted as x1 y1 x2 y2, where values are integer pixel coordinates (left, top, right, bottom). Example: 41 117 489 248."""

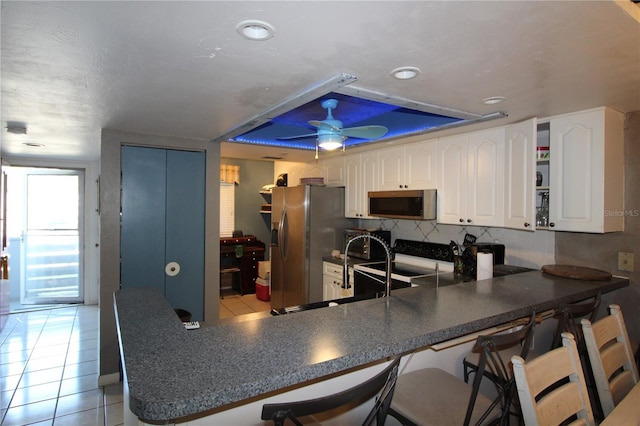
476 252 493 281
165 262 180 277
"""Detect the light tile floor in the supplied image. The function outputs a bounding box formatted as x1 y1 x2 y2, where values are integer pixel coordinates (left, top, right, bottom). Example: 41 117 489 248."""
219 290 271 319
0 293 270 425
0 305 123 426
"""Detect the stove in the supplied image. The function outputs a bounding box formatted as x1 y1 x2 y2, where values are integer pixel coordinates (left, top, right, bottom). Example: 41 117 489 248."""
353 239 455 295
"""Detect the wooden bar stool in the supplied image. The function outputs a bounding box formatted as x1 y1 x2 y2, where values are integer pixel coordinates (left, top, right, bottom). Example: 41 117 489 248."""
581 304 639 417
512 332 595 426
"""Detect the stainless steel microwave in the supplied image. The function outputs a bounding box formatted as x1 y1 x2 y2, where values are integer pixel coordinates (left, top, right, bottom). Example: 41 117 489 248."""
368 189 437 220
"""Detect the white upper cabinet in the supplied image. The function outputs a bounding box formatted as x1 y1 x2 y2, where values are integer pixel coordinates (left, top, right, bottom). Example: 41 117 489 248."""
548 107 624 233
504 118 537 231
345 151 378 218
437 128 505 227
378 141 437 190
322 155 345 187
468 128 505 227
437 135 467 224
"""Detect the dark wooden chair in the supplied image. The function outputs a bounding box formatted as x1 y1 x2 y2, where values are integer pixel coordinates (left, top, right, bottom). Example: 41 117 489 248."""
261 356 400 426
463 293 601 409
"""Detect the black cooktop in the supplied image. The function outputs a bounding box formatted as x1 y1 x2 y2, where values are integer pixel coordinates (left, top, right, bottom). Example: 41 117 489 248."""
393 239 454 263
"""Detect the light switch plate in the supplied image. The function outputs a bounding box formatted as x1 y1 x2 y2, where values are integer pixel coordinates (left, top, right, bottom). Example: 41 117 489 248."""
618 252 635 272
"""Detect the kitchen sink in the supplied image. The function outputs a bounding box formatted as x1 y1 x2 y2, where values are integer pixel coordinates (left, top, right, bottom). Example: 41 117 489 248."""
270 293 378 315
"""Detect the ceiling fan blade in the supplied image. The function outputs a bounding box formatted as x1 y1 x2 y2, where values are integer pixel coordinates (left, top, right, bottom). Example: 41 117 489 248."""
276 132 319 140
309 120 341 132
341 125 388 139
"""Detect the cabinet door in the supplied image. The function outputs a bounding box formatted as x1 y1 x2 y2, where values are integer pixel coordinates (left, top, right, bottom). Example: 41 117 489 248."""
121 146 167 292
378 146 404 190
437 135 468 224
344 155 361 218
323 275 334 301
377 142 437 190
360 151 378 219
405 141 437 189
504 119 536 231
323 156 345 187
548 108 623 232
467 128 505 227
164 150 206 318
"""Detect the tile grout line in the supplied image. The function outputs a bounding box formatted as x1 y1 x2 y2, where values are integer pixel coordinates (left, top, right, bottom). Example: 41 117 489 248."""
51 305 76 424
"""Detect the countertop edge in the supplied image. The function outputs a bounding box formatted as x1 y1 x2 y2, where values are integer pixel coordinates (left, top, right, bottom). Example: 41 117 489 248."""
114 271 629 422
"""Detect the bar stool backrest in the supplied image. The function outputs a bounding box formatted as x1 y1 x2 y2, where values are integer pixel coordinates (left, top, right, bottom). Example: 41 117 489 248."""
512 332 595 426
582 304 640 417
261 356 401 426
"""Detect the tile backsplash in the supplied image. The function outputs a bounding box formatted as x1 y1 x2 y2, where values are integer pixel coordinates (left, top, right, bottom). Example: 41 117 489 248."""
360 218 555 269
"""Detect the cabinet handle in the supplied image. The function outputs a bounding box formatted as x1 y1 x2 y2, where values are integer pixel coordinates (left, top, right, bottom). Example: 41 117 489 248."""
398 185 403 189
467 219 472 223
549 222 555 228
524 222 530 228
404 185 408 188
459 218 464 223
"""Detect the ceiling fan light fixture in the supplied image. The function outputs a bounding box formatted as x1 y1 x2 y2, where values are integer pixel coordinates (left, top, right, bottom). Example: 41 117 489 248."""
317 134 344 151
236 20 275 41
391 66 421 80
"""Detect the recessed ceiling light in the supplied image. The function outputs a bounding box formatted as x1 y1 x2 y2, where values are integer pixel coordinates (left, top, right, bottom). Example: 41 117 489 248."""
236 20 275 41
390 66 421 80
482 96 506 105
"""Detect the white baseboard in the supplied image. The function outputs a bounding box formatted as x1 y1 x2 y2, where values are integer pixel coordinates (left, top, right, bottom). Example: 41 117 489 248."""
98 372 121 386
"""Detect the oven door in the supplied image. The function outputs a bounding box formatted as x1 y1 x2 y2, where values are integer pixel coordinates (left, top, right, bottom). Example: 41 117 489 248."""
353 270 410 297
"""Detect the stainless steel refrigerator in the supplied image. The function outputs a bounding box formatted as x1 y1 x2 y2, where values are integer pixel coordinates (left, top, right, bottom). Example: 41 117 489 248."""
270 185 350 310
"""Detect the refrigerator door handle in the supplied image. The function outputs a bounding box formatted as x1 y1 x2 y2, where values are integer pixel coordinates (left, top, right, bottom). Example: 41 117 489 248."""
279 207 287 261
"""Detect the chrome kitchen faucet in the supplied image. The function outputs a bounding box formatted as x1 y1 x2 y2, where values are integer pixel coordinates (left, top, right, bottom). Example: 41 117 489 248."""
344 234 393 299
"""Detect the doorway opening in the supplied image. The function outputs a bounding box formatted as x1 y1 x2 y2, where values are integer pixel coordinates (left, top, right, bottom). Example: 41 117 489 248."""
5 166 84 312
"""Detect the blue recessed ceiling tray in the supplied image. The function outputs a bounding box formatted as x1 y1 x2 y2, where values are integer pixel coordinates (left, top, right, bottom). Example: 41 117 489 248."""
214 73 506 155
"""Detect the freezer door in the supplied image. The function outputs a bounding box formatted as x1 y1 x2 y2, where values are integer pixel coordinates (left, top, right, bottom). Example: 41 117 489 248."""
270 187 285 309
282 186 308 308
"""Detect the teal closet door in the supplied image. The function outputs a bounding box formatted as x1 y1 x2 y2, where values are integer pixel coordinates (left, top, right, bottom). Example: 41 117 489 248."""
121 146 167 291
120 146 205 321
165 149 205 321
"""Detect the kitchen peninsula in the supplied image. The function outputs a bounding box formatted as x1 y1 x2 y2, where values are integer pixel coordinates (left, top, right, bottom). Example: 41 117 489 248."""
114 271 628 425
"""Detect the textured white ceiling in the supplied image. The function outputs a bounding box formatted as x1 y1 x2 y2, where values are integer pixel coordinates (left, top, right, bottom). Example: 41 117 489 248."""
1 1 639 163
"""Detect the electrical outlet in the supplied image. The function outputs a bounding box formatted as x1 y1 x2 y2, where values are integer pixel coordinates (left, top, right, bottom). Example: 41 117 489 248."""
618 252 635 272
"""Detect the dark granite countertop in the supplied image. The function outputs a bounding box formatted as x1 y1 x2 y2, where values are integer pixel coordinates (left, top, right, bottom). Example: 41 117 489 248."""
114 271 628 423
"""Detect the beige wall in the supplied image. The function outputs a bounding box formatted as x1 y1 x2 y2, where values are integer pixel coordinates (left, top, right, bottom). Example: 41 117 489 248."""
555 110 640 341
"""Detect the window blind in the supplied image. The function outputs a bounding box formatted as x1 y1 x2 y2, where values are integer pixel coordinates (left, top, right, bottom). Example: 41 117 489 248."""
220 182 235 237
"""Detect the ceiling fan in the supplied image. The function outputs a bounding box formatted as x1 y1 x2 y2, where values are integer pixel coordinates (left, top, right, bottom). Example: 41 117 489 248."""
277 99 388 157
